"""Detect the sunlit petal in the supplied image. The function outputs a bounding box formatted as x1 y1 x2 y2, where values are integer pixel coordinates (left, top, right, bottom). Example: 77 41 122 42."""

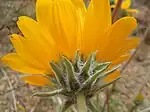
1 53 46 74
21 75 51 86
82 0 111 55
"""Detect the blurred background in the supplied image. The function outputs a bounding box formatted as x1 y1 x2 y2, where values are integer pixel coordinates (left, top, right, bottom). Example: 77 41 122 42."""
0 0 150 112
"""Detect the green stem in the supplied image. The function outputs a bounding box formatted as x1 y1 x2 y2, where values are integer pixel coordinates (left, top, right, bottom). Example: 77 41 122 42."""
77 93 87 112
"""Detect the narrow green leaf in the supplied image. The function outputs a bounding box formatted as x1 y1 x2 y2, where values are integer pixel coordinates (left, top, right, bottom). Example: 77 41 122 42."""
78 63 110 91
82 52 97 77
82 54 92 74
94 62 111 71
95 66 120 86
63 56 75 82
73 50 84 73
32 89 64 97
74 49 80 64
50 61 64 86
63 56 81 90
95 77 121 92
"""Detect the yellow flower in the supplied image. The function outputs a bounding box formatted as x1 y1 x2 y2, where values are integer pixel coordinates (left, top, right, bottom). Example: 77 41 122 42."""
1 0 139 86
111 0 139 14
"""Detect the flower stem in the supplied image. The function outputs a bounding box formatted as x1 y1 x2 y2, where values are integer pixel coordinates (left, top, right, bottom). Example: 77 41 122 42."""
77 93 87 112
112 0 123 23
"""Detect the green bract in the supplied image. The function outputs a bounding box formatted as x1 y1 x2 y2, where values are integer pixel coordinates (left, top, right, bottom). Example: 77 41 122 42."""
33 52 120 112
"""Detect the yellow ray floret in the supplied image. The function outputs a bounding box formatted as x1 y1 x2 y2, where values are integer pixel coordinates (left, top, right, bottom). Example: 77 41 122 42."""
112 0 139 14
1 0 139 86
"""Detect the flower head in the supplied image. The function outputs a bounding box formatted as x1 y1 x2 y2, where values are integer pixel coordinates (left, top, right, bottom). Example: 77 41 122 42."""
112 0 139 14
1 0 139 86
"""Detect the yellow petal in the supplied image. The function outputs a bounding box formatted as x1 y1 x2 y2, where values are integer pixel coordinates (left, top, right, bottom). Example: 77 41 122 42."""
36 0 61 48
36 0 53 29
121 0 131 9
21 75 51 86
17 16 55 50
111 54 130 67
71 0 86 16
98 17 137 61
1 53 46 74
10 34 44 69
53 0 81 58
115 0 131 9
10 34 55 73
17 17 59 69
104 70 120 83
126 8 139 14
70 0 86 50
104 37 139 61
82 0 111 55
115 37 140 56
36 0 73 58
107 17 137 46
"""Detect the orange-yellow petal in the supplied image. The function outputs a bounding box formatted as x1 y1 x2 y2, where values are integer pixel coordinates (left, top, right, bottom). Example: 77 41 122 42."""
98 17 137 61
82 0 111 55
21 75 51 86
104 70 120 83
1 53 46 74
10 34 55 73
126 8 139 14
36 0 79 58
103 37 140 61
121 0 131 9
111 54 130 67
115 37 140 56
71 0 86 19
70 0 86 52
115 0 131 9
36 0 67 51
53 0 81 58
36 0 53 29
10 34 44 69
17 16 55 50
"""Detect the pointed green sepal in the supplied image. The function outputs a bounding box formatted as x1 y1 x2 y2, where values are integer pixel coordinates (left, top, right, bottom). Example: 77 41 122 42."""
50 61 64 86
94 65 120 86
82 52 97 78
93 77 121 93
78 62 110 91
32 89 64 97
63 56 81 91
74 50 84 72
63 56 76 83
94 62 111 71
74 49 80 65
